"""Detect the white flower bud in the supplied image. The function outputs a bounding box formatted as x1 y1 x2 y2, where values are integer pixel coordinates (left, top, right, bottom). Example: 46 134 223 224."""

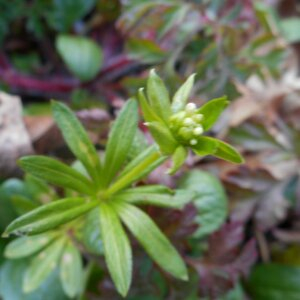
193 114 203 122
193 126 204 136
190 139 198 145
183 117 194 126
185 103 197 113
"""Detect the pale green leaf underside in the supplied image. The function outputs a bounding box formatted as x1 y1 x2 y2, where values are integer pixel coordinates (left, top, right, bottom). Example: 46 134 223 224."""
60 242 83 298
23 238 66 293
5 233 57 259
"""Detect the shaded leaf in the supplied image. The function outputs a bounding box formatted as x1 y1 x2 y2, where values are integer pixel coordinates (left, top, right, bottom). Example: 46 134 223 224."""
23 238 66 293
147 122 178 154
248 263 300 300
167 145 188 175
0 259 68 300
81 209 103 255
179 170 228 238
56 35 102 81
60 242 83 298
5 233 57 259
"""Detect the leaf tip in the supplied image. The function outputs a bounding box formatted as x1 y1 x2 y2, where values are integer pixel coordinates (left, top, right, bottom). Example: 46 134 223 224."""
181 273 189 281
1 231 9 238
149 68 156 76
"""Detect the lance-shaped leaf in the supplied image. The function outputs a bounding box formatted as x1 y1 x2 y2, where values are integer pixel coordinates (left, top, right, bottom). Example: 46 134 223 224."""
167 145 188 175
138 88 162 123
5 233 58 259
108 146 166 195
213 139 244 163
197 97 229 131
3 198 98 237
113 188 192 209
99 203 132 297
23 238 66 293
191 136 243 163
52 101 103 187
19 156 95 195
60 241 83 298
103 99 138 187
114 202 188 281
191 136 218 156
147 69 171 122
11 195 39 215
172 74 196 113
147 122 178 154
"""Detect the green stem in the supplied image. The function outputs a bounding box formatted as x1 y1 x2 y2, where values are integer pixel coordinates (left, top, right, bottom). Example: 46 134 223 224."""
106 149 166 196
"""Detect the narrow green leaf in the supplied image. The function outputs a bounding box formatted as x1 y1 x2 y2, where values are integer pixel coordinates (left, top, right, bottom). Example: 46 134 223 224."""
179 170 228 238
147 69 171 122
107 146 166 196
4 198 98 236
113 188 192 209
118 146 161 180
137 88 162 123
191 136 218 156
103 99 138 186
197 96 229 131
25 174 57 202
172 74 196 113
52 101 102 187
213 139 244 163
167 145 188 175
5 233 58 259
56 35 102 82
120 185 173 194
99 203 132 297
115 202 188 281
147 121 178 154
11 195 39 215
60 241 83 298
23 238 66 293
19 156 95 195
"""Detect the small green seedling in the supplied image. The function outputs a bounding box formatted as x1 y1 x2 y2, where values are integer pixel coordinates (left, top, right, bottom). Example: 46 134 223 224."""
2 70 243 297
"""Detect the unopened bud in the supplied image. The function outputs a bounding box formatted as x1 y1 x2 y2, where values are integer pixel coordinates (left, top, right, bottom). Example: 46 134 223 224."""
185 102 197 113
190 139 198 145
178 127 193 140
183 117 194 126
193 114 204 122
193 126 204 136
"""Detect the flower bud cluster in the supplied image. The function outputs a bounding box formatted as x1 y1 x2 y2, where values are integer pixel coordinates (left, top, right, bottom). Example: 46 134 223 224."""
169 103 204 146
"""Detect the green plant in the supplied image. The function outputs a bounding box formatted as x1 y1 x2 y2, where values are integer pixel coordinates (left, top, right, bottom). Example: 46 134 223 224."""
2 71 243 297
